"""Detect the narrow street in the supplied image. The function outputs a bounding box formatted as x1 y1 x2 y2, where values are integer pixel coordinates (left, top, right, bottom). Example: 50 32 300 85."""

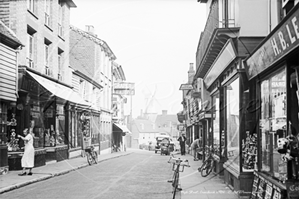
1 150 175 199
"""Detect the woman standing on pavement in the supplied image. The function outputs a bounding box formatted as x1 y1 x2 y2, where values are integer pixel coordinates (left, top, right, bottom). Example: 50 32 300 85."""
17 128 34 176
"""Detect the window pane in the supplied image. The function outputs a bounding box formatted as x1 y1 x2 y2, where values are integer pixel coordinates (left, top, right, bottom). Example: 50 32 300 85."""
213 93 220 149
271 70 287 180
260 69 287 181
226 78 240 166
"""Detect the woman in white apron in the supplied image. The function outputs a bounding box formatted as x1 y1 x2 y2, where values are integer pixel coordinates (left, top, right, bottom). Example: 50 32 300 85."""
18 128 35 176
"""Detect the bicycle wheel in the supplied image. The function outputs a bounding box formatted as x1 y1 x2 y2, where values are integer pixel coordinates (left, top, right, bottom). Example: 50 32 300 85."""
92 151 98 164
201 159 213 177
87 153 93 165
207 159 214 174
172 171 179 199
198 161 207 172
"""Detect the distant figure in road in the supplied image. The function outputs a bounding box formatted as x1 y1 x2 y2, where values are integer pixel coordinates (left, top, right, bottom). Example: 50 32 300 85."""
17 128 35 176
191 136 201 161
177 133 187 155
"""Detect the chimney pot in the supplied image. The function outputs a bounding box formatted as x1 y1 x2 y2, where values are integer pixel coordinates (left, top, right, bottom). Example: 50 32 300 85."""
85 25 95 34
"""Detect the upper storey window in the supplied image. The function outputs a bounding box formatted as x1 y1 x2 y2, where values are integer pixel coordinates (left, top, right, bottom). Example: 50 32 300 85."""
282 0 298 18
58 2 64 37
219 0 236 28
27 0 35 13
45 0 51 27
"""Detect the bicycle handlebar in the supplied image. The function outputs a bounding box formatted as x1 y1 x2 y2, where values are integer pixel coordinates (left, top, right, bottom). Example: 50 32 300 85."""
168 156 190 167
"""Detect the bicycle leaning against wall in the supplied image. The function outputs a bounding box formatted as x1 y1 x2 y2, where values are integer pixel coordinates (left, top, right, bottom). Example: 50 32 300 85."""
85 145 98 165
167 154 190 199
197 145 220 177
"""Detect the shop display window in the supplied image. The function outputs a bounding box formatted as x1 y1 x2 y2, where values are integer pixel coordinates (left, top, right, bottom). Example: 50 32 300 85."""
55 104 65 145
30 100 44 148
0 103 7 145
226 78 240 167
212 93 220 153
260 69 287 181
43 104 55 147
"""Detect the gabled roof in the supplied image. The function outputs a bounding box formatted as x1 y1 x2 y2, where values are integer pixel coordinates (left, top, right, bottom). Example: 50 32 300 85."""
155 114 178 127
70 25 116 60
133 119 159 133
61 0 77 8
0 20 23 49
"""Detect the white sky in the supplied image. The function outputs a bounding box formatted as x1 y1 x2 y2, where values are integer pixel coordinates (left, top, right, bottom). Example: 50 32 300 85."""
70 0 207 118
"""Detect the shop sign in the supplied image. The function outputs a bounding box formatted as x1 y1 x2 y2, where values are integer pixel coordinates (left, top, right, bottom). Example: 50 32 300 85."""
114 82 135 95
246 7 299 80
204 40 236 88
179 84 193 90
177 113 186 123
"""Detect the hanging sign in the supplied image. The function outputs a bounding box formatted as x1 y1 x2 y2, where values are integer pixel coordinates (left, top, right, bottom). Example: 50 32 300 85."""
179 84 193 90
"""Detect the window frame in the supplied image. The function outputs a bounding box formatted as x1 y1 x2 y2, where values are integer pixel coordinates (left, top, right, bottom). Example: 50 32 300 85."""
258 67 288 181
27 34 34 68
27 0 35 13
44 0 51 27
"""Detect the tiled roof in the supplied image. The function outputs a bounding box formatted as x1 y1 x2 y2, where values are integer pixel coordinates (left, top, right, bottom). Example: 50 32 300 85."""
133 119 159 133
155 115 178 127
0 20 22 49
70 25 116 60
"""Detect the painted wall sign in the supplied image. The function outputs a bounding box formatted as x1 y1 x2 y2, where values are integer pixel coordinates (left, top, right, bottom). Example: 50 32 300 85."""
246 7 298 80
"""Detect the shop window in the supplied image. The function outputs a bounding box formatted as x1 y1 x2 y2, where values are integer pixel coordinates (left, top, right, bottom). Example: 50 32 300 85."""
0 103 7 145
260 69 287 181
226 78 240 167
55 104 65 146
212 93 220 150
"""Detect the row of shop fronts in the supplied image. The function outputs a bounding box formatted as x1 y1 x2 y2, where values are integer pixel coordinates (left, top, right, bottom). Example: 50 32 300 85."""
180 5 298 199
1 66 113 174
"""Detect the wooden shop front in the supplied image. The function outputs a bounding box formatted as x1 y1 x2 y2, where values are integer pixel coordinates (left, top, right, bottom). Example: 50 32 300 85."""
245 5 299 199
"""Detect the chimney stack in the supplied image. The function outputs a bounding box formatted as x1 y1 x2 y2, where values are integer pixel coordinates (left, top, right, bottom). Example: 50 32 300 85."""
162 110 167 115
85 25 97 37
188 63 195 84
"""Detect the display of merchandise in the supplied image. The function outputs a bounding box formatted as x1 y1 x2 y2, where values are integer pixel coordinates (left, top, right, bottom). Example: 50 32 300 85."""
242 132 257 169
6 129 19 151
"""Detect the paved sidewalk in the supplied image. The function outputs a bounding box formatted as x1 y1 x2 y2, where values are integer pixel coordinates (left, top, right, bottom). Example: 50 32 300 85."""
174 153 239 199
0 150 131 194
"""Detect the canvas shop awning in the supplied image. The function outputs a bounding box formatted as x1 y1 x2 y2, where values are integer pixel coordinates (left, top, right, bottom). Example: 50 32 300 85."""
113 123 132 134
27 71 91 107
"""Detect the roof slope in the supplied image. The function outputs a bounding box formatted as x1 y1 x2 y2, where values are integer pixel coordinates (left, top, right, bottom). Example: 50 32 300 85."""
133 119 159 133
0 20 22 49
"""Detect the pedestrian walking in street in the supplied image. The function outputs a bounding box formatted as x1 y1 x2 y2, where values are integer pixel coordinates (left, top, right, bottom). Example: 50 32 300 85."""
191 136 201 161
177 133 187 155
17 128 35 176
